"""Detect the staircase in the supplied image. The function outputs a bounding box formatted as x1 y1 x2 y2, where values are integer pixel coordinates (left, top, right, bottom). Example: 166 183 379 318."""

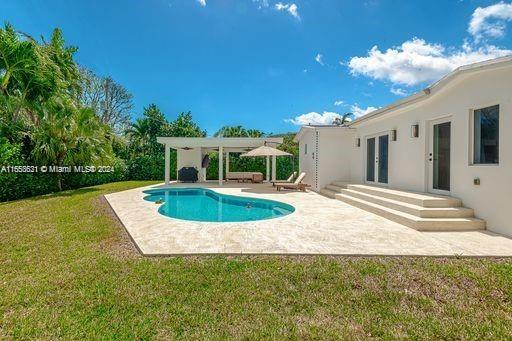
320 183 486 231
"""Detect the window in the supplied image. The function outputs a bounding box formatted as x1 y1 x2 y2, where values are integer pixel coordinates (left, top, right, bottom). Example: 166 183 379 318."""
304 143 307 155
473 105 499 164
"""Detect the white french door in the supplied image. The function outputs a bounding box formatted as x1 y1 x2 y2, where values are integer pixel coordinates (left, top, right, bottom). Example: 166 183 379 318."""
365 133 389 185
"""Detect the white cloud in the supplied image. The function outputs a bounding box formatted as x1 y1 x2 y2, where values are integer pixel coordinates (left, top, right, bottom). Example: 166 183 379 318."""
197 0 206 6
275 2 300 20
390 87 408 96
350 105 378 118
334 100 344 106
469 2 512 41
315 53 324 65
348 38 511 86
285 111 341 125
253 0 269 9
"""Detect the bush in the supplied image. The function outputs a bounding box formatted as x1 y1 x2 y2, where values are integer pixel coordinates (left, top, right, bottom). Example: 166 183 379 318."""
126 151 177 181
0 141 60 201
0 139 130 202
62 158 127 190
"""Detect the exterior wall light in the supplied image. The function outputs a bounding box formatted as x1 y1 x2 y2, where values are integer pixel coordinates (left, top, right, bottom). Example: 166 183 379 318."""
355 137 361 147
391 130 397 141
411 124 419 138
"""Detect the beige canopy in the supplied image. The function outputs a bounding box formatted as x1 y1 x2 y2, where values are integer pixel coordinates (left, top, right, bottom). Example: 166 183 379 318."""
240 145 291 157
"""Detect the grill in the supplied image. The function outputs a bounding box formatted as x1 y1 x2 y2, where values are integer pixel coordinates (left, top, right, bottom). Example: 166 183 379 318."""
178 167 199 183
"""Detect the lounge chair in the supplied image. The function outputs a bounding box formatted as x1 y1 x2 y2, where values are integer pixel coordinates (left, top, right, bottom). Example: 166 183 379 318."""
275 172 309 192
272 171 297 187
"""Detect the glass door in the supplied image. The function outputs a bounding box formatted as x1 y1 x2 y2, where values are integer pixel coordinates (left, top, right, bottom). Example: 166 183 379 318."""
366 134 389 185
429 119 451 193
366 137 375 182
378 134 389 184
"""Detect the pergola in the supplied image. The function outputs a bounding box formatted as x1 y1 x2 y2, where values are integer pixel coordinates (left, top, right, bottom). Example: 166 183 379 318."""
157 137 284 185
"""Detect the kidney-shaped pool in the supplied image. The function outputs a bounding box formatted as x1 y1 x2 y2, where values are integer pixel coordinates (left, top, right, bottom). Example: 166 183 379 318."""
143 188 295 222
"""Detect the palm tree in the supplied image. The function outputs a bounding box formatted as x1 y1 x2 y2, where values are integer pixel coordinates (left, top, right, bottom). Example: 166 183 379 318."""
214 125 248 137
246 129 265 138
332 112 354 126
31 99 112 190
125 119 150 155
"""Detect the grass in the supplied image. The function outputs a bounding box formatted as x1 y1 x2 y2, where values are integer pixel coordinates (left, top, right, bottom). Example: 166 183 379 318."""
1 181 511 339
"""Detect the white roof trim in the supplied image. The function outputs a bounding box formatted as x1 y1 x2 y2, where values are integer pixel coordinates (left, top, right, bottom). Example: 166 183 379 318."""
294 125 354 142
349 55 512 127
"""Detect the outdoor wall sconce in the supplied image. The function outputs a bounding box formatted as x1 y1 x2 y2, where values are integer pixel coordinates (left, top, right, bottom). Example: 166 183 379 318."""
355 137 361 147
411 124 419 138
391 130 397 141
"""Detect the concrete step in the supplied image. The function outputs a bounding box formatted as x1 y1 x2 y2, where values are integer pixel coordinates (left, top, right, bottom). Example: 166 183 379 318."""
337 193 485 231
346 184 462 208
338 189 474 218
319 188 337 199
331 181 351 188
325 184 345 193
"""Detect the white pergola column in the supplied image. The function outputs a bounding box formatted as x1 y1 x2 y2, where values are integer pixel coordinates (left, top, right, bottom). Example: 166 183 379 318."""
218 146 223 186
266 155 270 182
164 144 170 185
226 152 230 175
271 155 277 182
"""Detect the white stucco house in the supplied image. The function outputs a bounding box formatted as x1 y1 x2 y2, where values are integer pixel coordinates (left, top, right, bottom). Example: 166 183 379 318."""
295 56 512 236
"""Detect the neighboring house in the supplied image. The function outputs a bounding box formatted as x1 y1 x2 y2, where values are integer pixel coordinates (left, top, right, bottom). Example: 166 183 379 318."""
295 56 512 236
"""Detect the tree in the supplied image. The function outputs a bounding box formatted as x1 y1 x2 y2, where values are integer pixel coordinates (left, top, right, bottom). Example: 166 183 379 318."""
79 68 133 134
332 112 354 126
0 23 76 126
214 125 264 138
31 99 113 190
125 118 150 155
125 104 166 155
167 112 206 138
246 129 265 138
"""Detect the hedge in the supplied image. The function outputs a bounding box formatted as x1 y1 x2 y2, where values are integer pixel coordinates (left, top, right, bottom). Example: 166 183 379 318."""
0 146 298 202
0 140 128 201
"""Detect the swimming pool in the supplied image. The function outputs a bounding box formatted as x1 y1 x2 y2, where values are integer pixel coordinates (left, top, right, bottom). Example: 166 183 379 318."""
143 188 295 222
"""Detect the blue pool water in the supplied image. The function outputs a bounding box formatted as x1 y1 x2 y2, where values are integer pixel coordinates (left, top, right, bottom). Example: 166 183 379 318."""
143 188 295 222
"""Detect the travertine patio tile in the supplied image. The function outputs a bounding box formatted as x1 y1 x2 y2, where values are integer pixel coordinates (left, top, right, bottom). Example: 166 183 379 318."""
105 182 512 256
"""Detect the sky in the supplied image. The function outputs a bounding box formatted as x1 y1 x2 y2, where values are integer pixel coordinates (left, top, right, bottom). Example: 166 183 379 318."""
1 0 512 135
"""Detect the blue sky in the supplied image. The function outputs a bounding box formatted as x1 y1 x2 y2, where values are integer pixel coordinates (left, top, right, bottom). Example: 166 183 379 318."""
2 0 512 134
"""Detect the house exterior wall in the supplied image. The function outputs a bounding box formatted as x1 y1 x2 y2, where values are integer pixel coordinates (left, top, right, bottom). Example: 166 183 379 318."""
351 66 512 236
298 129 318 191
317 129 358 190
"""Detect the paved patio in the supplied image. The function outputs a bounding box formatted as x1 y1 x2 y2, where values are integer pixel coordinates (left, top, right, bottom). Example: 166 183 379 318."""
105 182 512 256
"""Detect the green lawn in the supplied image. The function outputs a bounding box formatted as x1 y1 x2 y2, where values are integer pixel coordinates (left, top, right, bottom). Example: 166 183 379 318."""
1 181 511 339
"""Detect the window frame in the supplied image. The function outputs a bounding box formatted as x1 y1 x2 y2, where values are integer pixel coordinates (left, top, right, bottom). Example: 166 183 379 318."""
469 104 500 166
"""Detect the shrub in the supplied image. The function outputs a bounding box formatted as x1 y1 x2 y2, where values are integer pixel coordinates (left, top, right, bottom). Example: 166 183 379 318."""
126 151 177 181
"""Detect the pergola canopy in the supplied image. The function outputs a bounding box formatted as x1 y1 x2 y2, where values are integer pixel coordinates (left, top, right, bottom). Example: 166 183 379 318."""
157 137 284 185
157 137 283 149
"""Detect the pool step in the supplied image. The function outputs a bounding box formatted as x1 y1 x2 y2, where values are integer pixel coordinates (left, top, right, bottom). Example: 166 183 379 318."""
320 182 485 231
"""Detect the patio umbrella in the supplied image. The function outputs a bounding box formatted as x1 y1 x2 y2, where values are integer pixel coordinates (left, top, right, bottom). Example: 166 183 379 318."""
239 145 291 157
